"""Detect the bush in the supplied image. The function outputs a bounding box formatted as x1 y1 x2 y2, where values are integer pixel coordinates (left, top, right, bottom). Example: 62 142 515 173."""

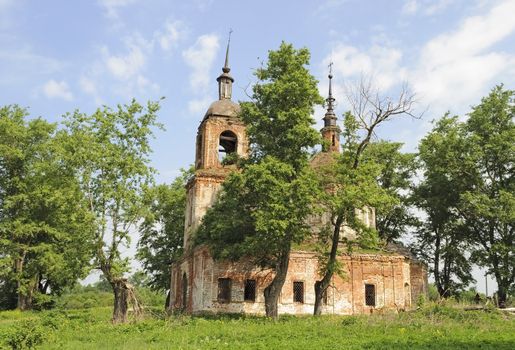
416 294 426 308
135 287 166 308
5 320 46 350
32 293 56 310
55 290 113 309
427 283 440 301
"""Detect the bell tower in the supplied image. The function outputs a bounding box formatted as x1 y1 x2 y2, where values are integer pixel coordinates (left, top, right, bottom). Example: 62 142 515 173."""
321 63 341 153
184 32 248 250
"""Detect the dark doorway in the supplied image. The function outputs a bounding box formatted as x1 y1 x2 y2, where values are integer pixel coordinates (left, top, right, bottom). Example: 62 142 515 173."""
182 273 188 311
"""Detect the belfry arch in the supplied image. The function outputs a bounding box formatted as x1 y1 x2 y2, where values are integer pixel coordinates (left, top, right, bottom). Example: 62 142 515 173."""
218 130 238 162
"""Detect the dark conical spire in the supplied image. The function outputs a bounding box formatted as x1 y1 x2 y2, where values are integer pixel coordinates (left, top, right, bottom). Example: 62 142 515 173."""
323 62 337 127
217 29 234 100
223 29 231 73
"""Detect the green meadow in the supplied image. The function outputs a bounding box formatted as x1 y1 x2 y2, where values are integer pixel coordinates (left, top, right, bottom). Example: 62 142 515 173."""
1 303 514 349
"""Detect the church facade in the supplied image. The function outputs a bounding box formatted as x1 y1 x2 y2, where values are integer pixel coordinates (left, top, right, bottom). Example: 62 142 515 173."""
168 44 427 315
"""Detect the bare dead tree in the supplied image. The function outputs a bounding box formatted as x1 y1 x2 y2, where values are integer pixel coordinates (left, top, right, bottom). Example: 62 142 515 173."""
345 75 422 168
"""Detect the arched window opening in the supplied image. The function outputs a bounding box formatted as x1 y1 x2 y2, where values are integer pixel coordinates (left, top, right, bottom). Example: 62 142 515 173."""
182 273 188 311
218 130 237 163
332 134 336 146
195 133 203 168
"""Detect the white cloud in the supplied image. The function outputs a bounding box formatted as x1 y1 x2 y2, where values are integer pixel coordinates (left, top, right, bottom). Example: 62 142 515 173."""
402 0 454 16
79 75 103 104
97 0 137 18
316 0 349 14
321 0 515 152
136 74 159 92
79 76 97 95
324 43 407 92
192 0 214 11
325 0 515 114
402 0 419 14
42 79 74 101
188 96 212 114
182 34 220 91
0 49 62 85
103 44 145 80
412 0 515 110
156 20 185 52
81 18 186 100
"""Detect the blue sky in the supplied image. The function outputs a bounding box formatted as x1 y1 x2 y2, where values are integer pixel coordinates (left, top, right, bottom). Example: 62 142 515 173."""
1 0 513 291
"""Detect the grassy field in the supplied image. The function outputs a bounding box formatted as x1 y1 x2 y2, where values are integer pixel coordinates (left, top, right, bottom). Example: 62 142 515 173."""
0 304 514 349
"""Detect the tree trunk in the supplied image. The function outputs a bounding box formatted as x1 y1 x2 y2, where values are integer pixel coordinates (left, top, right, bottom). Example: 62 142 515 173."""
494 272 509 308
14 251 33 311
165 290 170 310
17 294 32 311
264 245 291 319
433 229 444 297
314 216 343 315
112 278 130 324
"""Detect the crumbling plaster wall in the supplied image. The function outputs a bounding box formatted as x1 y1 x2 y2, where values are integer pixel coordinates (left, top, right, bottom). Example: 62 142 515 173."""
170 247 415 315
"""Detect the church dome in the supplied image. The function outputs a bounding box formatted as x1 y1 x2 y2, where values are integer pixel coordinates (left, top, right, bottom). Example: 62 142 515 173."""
203 99 241 120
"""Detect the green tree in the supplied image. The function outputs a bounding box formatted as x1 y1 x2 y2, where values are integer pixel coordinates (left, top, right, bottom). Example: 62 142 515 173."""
313 78 419 315
313 113 398 315
0 105 93 310
366 141 419 243
198 42 323 318
461 86 514 307
61 99 162 323
413 115 474 297
137 168 192 292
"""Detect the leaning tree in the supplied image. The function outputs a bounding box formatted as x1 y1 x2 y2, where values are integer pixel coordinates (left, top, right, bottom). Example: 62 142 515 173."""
62 99 162 323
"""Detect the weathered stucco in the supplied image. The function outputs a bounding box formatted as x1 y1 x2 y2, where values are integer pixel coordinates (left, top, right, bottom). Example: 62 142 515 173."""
170 247 419 315
183 114 248 250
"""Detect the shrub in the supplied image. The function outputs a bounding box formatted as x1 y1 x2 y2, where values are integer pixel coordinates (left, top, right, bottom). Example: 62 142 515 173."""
32 293 56 310
6 320 46 350
427 283 440 302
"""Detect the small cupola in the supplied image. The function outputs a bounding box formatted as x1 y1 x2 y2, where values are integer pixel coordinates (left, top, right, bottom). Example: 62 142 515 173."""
216 30 234 100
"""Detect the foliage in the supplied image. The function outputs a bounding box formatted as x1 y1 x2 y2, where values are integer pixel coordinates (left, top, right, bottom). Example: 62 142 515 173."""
312 112 399 314
198 157 319 264
0 105 94 310
136 168 192 291
5 320 45 350
413 85 514 304
413 114 474 297
461 86 514 307
240 42 323 171
0 305 514 349
52 282 165 310
365 141 419 243
61 99 163 322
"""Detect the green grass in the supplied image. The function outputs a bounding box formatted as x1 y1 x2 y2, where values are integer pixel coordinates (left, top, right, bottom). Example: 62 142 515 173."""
0 304 514 349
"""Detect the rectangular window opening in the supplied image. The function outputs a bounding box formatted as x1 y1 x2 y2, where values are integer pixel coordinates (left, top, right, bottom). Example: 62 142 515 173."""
365 284 376 307
293 281 304 304
244 279 256 302
217 278 232 303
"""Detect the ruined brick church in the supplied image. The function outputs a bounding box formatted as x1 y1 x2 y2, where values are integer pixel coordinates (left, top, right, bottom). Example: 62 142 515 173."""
169 42 427 315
